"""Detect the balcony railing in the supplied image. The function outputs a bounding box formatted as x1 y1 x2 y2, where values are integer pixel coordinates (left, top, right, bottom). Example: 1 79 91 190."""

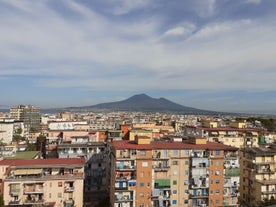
115 166 136 171
24 188 44 194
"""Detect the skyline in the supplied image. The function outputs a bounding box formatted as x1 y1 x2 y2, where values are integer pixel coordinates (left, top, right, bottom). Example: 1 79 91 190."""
1 0 276 114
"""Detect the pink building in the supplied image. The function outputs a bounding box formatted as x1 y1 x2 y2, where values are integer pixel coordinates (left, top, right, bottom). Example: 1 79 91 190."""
0 158 85 207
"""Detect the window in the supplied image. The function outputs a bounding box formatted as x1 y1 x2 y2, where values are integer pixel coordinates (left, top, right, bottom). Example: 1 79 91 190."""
185 160 189 165
58 192 62 198
172 190 177 194
173 150 178 155
216 180 220 184
185 170 189 175
215 170 220 175
142 162 148 167
140 193 144 197
216 150 220 155
216 161 220 166
173 180 177 185
184 199 189 204
140 182 144 187
184 190 189 194
172 161 178 165
210 190 213 194
216 189 220 194
58 182 62 187
147 182 150 187
173 171 177 175
185 150 189 155
140 150 146 156
140 172 144 177
139 204 144 207
216 199 219 204
184 180 189 185
172 200 177 205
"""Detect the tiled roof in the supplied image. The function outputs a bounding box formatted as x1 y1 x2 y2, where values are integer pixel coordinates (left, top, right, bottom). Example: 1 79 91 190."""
0 158 85 167
111 140 238 151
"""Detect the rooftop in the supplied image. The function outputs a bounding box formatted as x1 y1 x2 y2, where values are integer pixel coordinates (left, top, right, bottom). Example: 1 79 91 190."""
111 139 238 151
0 157 85 167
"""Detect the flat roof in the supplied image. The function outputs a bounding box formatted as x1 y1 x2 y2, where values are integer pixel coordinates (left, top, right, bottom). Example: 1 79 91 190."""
0 158 85 167
112 140 238 151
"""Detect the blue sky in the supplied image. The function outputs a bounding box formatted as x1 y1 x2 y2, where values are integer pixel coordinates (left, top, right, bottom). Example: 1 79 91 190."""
0 0 276 114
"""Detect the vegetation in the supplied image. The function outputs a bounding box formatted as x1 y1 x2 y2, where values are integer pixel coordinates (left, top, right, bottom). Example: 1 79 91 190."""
247 117 276 132
261 196 276 206
0 195 4 207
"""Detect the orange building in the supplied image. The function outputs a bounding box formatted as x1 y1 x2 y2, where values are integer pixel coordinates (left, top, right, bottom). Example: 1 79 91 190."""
110 136 238 207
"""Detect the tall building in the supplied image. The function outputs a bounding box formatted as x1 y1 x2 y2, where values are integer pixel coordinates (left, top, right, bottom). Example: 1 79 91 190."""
240 147 276 207
110 136 238 207
0 158 85 207
10 105 41 132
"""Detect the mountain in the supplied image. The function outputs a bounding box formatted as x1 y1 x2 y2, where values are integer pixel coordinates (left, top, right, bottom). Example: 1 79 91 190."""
65 94 221 114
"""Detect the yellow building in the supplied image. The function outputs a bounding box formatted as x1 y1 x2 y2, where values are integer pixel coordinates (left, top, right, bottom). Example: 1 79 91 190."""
240 147 276 207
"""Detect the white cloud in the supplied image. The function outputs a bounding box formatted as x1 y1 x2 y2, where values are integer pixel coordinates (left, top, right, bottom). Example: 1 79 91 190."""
246 0 262 4
0 0 276 94
110 0 154 15
163 23 196 37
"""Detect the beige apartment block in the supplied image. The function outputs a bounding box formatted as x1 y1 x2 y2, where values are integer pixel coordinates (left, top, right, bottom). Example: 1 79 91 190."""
185 125 262 148
0 158 85 207
240 147 276 207
110 136 238 207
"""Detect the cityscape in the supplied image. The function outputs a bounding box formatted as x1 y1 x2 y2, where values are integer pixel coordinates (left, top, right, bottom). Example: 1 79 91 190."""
0 101 276 207
1 0 276 207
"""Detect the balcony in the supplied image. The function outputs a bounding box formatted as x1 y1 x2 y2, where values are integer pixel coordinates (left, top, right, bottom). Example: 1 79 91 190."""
153 164 170 172
115 166 136 171
64 186 74 192
115 195 134 202
10 189 20 196
9 200 20 205
190 193 209 198
24 188 44 194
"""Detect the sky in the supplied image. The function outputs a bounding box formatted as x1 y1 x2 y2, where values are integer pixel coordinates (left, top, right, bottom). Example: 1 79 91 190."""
0 0 276 114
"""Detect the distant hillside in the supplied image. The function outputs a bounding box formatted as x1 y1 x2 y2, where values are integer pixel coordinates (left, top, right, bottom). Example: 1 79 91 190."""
65 94 221 114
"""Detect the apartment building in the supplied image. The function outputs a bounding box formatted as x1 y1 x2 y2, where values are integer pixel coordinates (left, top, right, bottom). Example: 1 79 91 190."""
239 146 276 207
184 120 262 148
56 136 111 206
0 119 14 144
10 105 41 132
0 158 85 207
110 136 238 207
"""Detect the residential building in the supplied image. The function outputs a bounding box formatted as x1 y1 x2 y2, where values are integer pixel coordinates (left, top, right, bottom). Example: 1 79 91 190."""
0 119 14 144
240 146 276 207
110 136 238 207
10 105 41 132
184 120 263 148
0 158 85 207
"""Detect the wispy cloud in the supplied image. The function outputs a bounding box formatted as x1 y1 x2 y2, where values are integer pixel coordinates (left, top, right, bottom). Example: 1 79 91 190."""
0 0 276 111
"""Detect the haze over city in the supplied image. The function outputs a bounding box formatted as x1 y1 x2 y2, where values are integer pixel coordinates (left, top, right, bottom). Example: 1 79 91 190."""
0 0 276 114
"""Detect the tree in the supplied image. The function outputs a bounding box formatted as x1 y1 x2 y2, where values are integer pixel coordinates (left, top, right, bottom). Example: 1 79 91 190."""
0 195 4 207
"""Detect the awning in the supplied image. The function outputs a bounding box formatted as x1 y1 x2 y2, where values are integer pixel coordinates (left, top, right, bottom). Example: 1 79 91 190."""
155 179 170 188
128 180 136 185
14 169 42 175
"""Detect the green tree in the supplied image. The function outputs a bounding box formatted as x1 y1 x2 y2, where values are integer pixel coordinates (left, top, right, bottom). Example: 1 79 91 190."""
0 194 4 207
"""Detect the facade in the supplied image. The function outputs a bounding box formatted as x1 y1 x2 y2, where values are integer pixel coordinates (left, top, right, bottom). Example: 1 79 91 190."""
0 119 14 144
0 158 85 207
56 137 111 206
184 125 262 148
10 105 41 132
110 136 238 207
240 147 276 207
